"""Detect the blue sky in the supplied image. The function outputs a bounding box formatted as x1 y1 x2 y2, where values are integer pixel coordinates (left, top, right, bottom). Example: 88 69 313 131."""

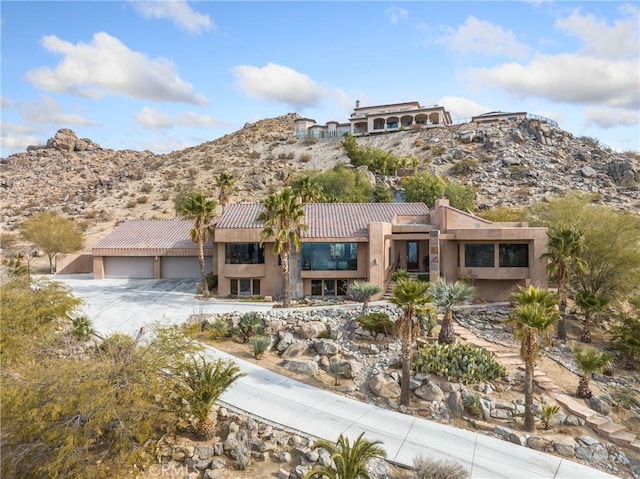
1 1 638 157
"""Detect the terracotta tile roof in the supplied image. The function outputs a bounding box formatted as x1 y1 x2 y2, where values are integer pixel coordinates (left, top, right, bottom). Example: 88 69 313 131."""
216 202 430 239
93 218 211 251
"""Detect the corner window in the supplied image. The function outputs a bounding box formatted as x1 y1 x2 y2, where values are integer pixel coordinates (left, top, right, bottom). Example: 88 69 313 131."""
465 244 495 268
499 244 529 267
225 243 265 264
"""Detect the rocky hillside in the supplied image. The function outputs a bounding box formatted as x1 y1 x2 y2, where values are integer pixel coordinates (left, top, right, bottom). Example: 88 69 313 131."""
1 114 638 251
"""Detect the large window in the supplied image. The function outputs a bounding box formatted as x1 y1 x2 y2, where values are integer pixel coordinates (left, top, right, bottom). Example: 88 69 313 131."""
311 279 349 297
465 244 495 267
225 243 264 264
230 278 261 296
302 243 358 271
499 244 529 267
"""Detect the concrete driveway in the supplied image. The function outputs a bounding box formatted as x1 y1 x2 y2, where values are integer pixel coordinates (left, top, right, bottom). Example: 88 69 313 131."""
53 274 275 336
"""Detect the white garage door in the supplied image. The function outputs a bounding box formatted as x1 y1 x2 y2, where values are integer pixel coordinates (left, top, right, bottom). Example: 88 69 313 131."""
104 257 154 279
162 256 212 279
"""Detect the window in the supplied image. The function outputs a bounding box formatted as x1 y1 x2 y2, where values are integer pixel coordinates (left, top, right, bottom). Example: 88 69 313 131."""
465 244 495 267
311 279 349 297
499 244 529 267
229 278 261 296
302 243 357 271
225 243 264 264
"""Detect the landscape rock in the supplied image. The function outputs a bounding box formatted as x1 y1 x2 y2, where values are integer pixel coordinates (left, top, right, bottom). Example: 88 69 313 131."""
368 373 401 399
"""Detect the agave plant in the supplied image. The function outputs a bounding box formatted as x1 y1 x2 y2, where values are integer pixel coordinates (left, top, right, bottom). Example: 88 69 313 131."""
249 335 271 359
540 404 560 430
327 359 344 386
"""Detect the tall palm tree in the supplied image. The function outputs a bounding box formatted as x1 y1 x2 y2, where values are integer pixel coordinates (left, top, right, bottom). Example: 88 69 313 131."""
179 192 217 297
575 289 608 343
572 344 613 398
291 175 325 203
215 171 236 213
347 280 382 314
304 432 386 479
390 279 433 406
257 187 308 308
179 356 244 439
509 286 559 432
541 225 586 341
429 278 475 345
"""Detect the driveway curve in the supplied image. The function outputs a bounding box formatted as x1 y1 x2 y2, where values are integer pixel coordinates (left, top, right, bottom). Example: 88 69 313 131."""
54 275 616 479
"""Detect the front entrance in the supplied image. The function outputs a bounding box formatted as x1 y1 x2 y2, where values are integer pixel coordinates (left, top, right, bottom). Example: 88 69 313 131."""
407 241 419 271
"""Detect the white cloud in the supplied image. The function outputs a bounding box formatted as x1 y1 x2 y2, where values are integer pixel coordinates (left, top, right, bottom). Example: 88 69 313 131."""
584 107 640 129
440 16 531 59
467 54 639 110
555 7 639 59
0 123 40 152
26 32 208 105
135 106 227 128
232 63 327 109
385 6 408 25
1 96 13 109
21 96 98 126
130 0 213 34
437 96 491 120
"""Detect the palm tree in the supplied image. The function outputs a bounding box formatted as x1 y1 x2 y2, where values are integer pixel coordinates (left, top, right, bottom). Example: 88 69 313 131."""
179 356 244 439
390 279 433 406
215 171 236 213
291 175 325 203
347 280 382 314
304 432 386 479
542 225 586 341
257 187 308 308
178 192 217 297
575 289 608 343
509 286 559 432
429 278 475 345
572 344 613 398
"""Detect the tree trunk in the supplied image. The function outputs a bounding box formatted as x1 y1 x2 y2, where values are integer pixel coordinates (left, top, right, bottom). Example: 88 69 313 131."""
282 252 290 308
438 311 456 344
197 235 209 297
48 253 55 274
556 271 568 341
524 360 536 432
400 320 412 407
576 377 592 398
362 298 369 315
581 311 592 343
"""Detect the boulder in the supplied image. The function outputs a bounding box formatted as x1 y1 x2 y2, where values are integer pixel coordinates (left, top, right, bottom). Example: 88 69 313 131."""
342 359 362 379
296 321 328 339
281 341 309 360
313 339 340 356
527 436 552 452
369 374 401 399
414 381 444 402
283 359 318 377
552 436 577 457
446 391 464 417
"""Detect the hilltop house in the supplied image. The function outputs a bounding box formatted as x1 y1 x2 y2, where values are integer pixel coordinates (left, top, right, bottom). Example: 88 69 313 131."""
295 100 453 139
92 199 547 302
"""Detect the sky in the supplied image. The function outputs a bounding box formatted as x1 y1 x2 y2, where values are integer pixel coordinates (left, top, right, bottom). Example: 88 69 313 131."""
1 1 638 158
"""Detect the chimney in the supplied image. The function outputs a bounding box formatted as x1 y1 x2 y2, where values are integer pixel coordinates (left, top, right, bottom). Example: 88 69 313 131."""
355 100 360 109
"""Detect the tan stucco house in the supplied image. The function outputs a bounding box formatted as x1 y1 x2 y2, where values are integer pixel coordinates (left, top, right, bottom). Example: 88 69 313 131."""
92 200 547 302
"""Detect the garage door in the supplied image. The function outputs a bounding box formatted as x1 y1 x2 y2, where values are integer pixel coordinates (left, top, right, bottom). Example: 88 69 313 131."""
104 257 154 279
162 256 212 279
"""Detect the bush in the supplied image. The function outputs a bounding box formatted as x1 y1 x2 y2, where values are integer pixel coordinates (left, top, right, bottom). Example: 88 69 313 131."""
541 404 560 429
300 153 312 163
232 312 265 342
71 315 94 341
413 455 468 479
356 312 393 335
202 319 230 339
462 391 482 417
450 158 478 176
206 273 218 291
413 343 506 384
249 335 271 359
392 269 410 282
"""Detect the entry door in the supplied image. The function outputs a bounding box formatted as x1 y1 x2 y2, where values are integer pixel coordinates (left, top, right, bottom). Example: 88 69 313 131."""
407 241 419 271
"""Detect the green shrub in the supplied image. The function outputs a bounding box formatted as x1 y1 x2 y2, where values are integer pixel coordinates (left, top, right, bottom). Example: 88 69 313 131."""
392 269 410 282
203 319 230 339
450 158 478 176
71 315 94 341
462 391 482 417
356 312 393 336
232 312 265 342
541 404 560 429
413 343 506 384
249 335 271 359
206 273 218 291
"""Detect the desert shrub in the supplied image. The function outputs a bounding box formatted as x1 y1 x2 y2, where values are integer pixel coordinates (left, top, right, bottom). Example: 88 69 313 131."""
462 390 482 417
450 158 478 176
140 183 154 193
249 335 271 359
356 312 393 335
71 315 94 341
413 343 506 384
137 195 149 204
287 138 297 145
432 144 447 156
302 135 317 146
414 138 424 148
610 385 639 411
187 167 199 178
300 153 312 163
125 199 137 209
232 312 264 342
202 319 230 339
611 303 640 370
249 150 261 159
328 359 343 385
392 269 410 282
413 455 468 479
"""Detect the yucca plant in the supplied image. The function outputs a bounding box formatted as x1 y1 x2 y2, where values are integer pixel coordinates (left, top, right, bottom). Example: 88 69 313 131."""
328 359 344 386
540 404 560 430
572 344 613 398
347 280 382 314
249 335 271 359
179 356 244 439
303 432 386 479
429 278 475 344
